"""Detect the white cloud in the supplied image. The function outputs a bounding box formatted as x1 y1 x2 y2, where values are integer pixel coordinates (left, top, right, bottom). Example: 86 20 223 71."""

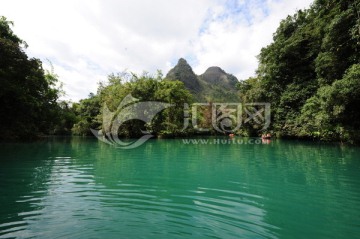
193 0 314 79
0 0 313 101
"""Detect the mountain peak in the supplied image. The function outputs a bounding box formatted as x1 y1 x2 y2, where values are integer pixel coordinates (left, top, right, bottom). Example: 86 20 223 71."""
165 59 239 101
200 66 238 88
165 58 201 93
178 58 188 64
204 66 226 75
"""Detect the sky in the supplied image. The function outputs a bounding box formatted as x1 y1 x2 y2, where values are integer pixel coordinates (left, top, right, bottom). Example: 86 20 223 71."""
1 0 313 101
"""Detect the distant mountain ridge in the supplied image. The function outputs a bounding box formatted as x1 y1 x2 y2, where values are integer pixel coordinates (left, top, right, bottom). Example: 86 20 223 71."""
165 58 239 102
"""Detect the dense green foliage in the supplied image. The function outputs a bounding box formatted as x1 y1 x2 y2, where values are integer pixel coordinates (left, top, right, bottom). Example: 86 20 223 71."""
0 17 62 139
238 0 360 143
71 72 194 137
71 93 101 136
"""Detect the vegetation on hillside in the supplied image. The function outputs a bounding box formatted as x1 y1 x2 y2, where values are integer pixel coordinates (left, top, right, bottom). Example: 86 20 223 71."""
238 0 360 143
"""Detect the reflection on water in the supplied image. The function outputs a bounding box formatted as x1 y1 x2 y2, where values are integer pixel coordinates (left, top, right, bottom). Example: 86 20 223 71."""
0 137 360 238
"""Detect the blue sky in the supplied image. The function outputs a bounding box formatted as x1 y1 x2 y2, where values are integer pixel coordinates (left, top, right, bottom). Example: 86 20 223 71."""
1 0 313 101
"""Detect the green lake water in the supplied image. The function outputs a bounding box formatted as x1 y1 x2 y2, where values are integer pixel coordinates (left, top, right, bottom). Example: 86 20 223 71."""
0 137 359 238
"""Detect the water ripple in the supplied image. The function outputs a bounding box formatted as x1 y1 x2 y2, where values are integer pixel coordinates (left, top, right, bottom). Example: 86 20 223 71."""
1 139 360 238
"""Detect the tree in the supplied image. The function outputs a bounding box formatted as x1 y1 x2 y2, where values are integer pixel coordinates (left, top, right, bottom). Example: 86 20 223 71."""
81 72 194 138
71 93 101 136
300 64 360 143
0 16 61 139
239 0 360 143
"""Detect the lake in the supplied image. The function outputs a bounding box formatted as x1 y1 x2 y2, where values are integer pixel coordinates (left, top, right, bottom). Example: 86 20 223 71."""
0 137 359 238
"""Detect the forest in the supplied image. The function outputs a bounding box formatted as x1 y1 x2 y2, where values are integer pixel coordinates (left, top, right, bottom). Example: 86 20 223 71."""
238 0 360 143
0 0 359 143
